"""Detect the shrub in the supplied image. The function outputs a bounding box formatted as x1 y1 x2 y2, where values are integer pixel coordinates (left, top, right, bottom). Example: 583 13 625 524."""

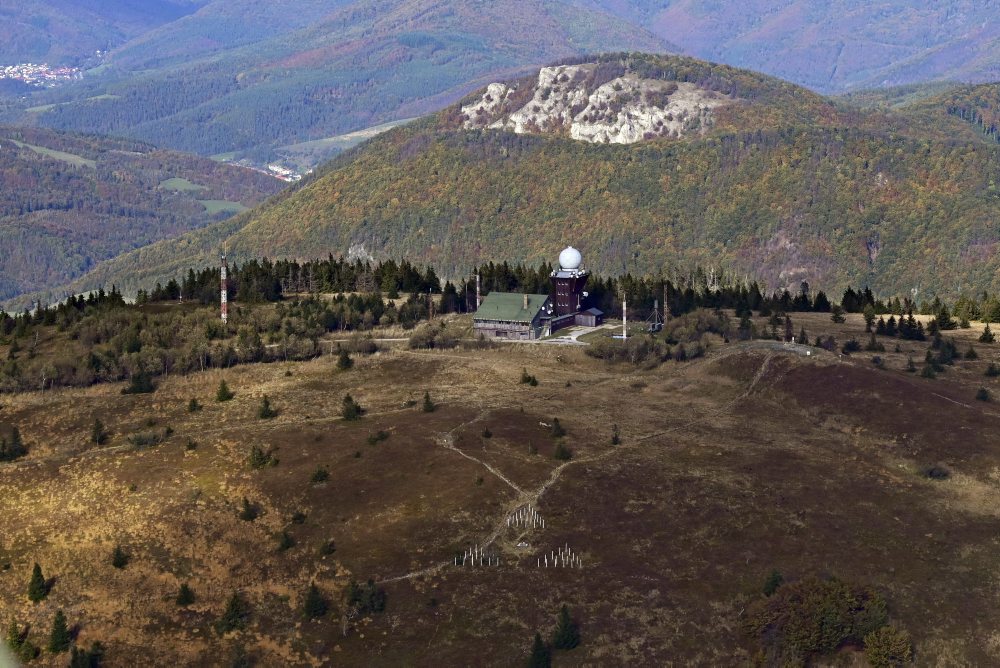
366 430 389 445
291 511 306 525
553 442 572 461
976 387 991 402
346 579 386 614
919 365 936 379
69 642 104 667
986 362 1000 377
216 380 234 402
611 424 621 445
922 465 950 480
341 394 363 421
188 398 202 412
520 368 538 385
185 439 198 451
239 497 259 521
111 545 129 569
482 427 492 439
318 539 336 556
176 583 196 606
965 346 979 360
247 445 276 469
762 570 784 596
277 531 295 551
122 372 155 395
550 418 566 438
905 357 917 373
841 338 862 354
864 626 913 667
0 427 28 462
742 575 887 659
128 431 164 449
310 467 329 483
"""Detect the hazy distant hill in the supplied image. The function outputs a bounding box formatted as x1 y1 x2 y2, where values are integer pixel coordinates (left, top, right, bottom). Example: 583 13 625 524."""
574 0 1000 93
5 0 672 161
55 54 1000 303
0 126 282 308
0 0 206 66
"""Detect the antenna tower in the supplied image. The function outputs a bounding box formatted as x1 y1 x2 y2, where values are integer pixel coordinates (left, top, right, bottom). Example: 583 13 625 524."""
220 251 229 324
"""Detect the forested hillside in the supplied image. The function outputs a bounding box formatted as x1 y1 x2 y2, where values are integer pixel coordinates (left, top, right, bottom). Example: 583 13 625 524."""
0 0 205 66
3 0 671 161
0 126 282 309
55 54 1000 304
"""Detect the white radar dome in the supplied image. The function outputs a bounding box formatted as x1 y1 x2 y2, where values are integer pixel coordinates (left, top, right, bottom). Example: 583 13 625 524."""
559 246 582 271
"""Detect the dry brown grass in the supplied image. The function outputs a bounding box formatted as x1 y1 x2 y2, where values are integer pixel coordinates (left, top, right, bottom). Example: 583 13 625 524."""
2 310 1000 665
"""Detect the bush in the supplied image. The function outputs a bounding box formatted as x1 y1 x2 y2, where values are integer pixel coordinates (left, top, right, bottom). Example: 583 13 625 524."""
216 380 234 402
239 497 259 521
111 545 129 569
69 641 104 668
762 570 784 596
520 368 538 385
366 430 389 445
742 576 887 660
965 346 979 360
553 442 572 461
986 362 1000 377
346 579 386 614
310 467 329 483
841 338 862 354
341 394 363 421
922 465 950 480
550 418 566 438
188 398 202 412
277 530 295 551
247 445 276 469
976 387 991 402
920 365 936 379
0 427 28 462
482 427 492 439
864 626 913 667
121 372 155 395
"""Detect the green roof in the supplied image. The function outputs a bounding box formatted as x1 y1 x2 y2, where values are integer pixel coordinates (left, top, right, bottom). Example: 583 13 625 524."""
474 292 550 323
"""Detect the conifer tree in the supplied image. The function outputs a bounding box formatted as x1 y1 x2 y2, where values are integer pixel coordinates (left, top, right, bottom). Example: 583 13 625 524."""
341 394 362 420
111 545 129 569
0 427 27 462
980 323 996 343
176 583 196 606
422 391 435 413
188 398 202 412
551 605 580 650
27 563 47 602
239 497 259 521
551 418 566 438
528 632 551 668
336 349 353 371
257 395 277 419
215 592 249 635
303 583 329 619
90 418 108 445
48 610 70 653
216 380 234 402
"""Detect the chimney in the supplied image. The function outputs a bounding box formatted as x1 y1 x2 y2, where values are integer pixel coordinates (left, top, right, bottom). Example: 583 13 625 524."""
523 293 529 310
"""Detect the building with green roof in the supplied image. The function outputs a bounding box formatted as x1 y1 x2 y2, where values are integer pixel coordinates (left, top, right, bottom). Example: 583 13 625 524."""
473 292 553 340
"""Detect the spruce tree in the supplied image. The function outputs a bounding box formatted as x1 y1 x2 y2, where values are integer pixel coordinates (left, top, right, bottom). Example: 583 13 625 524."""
336 349 353 371
176 583 196 606
27 562 47 602
551 418 566 438
111 545 129 569
303 583 329 619
216 380 234 402
48 610 70 653
90 418 108 445
341 394 362 421
980 323 995 343
215 592 249 635
528 632 551 668
422 391 435 413
188 398 202 412
257 395 277 419
551 604 580 650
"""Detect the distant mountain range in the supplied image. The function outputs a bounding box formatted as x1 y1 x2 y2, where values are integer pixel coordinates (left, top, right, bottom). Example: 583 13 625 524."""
42 54 1000 306
1 1 997 164
0 126 282 307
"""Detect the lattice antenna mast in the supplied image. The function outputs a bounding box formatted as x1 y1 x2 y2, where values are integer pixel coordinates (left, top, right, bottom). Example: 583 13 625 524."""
220 250 229 324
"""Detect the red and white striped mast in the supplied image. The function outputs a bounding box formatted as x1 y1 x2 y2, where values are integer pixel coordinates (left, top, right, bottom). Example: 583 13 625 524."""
220 250 229 324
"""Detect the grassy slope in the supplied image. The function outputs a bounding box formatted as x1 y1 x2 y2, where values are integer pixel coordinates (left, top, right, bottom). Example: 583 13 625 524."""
61 55 1000 302
2 310 1000 664
0 126 282 309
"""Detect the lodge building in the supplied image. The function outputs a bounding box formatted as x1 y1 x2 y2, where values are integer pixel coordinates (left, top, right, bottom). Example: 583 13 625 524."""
473 246 603 340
